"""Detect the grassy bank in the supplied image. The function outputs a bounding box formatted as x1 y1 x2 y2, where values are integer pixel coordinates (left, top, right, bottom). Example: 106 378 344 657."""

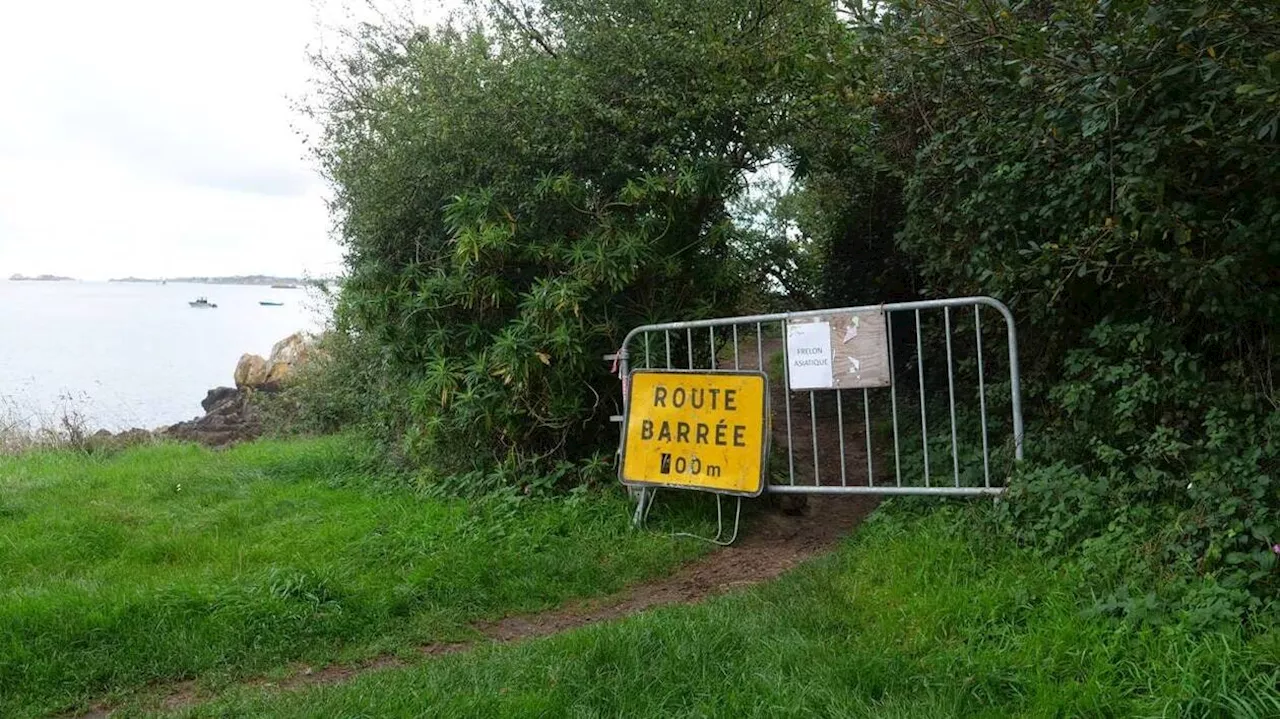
179 507 1280 718
0 437 705 717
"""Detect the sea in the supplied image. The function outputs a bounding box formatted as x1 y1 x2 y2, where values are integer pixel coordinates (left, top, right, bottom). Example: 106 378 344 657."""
0 280 328 432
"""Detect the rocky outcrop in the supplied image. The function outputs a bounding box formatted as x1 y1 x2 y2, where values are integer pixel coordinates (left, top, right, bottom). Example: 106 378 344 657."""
90 331 317 450
270 332 314 366
235 332 317 390
84 391 262 451
161 386 263 447
265 360 292 387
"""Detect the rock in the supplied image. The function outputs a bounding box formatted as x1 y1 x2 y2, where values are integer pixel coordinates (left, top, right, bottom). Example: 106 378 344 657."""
84 427 153 452
146 331 320 449
265 361 293 387
268 332 315 367
202 386 239 413
115 428 153 447
234 354 269 388
162 387 261 447
232 332 317 391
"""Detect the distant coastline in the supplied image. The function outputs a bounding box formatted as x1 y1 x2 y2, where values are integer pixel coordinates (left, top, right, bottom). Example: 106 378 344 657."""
109 275 324 288
9 274 76 282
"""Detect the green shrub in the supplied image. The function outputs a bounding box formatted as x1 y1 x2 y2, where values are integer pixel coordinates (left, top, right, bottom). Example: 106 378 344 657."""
302 1 844 481
256 328 393 438
776 0 1280 618
998 321 1278 624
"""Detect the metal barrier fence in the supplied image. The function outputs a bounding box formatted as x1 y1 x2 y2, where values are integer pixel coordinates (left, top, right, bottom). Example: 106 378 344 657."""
615 296 1023 496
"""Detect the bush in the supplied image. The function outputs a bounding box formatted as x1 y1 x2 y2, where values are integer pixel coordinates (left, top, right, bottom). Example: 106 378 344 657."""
998 321 1278 624
289 0 1280 617
787 0 1280 616
255 328 393 438
304 0 844 481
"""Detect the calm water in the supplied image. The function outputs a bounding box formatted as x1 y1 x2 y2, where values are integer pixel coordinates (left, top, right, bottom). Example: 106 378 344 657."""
0 281 327 431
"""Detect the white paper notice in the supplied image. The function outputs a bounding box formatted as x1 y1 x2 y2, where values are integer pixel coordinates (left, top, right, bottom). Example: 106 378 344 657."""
786 321 834 390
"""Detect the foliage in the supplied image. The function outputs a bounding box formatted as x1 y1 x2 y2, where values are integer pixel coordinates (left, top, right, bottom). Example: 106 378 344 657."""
307 0 843 479
1 392 100 455
785 0 1280 614
999 320 1278 627
298 0 1280 612
833 0 1280 370
727 169 827 313
254 326 394 439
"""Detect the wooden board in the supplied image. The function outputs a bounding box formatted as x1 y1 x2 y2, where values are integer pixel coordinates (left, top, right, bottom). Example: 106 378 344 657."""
786 310 891 390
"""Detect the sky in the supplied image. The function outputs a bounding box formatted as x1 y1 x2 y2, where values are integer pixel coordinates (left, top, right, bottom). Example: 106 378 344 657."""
0 1 448 281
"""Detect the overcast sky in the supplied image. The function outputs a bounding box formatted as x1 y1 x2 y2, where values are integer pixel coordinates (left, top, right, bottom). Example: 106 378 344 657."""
0 1 447 281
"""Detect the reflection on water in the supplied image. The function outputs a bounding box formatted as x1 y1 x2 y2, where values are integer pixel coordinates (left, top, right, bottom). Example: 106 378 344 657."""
0 281 329 431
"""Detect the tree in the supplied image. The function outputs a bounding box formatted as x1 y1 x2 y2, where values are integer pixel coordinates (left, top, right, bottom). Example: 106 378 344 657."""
309 0 845 478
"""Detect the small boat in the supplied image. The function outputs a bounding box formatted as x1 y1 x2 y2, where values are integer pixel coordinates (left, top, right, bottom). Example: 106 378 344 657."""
271 284 299 289
259 301 284 306
189 297 218 308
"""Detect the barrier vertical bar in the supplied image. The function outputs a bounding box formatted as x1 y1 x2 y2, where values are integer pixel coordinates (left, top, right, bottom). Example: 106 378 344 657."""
836 389 847 486
781 319 795 484
916 309 930 487
810 392 820 486
944 307 960 487
975 307 991 488
864 387 874 487
888 312 902 487
1005 309 1024 461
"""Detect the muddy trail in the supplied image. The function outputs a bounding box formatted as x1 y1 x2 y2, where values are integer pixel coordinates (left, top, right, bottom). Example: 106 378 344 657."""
79 338 878 717
77 494 875 718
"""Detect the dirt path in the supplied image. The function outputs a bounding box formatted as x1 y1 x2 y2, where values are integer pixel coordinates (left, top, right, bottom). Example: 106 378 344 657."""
79 337 880 717
76 494 875 718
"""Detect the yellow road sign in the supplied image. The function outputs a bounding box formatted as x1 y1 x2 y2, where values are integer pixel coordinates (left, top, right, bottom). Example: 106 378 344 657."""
620 370 769 496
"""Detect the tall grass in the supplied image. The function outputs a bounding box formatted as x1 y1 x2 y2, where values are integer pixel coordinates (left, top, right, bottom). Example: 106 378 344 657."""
0 436 706 717
180 506 1280 718
0 392 96 454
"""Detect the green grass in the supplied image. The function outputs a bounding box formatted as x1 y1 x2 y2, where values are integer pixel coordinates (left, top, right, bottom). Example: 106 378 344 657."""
175 506 1280 718
0 436 707 717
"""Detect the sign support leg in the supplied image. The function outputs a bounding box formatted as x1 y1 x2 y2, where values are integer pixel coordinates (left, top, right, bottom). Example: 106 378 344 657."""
633 489 743 546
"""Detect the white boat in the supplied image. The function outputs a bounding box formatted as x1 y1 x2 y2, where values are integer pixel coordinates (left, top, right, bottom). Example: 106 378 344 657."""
189 297 218 308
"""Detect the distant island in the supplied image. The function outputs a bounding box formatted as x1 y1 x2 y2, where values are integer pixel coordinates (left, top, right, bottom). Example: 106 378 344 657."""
109 275 320 288
9 273 76 281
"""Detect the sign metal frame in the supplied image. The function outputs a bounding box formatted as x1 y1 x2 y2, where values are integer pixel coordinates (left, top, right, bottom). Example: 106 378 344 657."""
619 368 771 498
